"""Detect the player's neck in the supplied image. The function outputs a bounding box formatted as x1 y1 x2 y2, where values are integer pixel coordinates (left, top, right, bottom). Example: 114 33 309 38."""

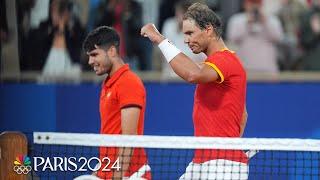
109 57 125 77
205 38 227 56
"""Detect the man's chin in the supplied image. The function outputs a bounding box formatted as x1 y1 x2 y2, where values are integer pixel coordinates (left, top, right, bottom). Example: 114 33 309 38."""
192 50 201 54
95 71 104 76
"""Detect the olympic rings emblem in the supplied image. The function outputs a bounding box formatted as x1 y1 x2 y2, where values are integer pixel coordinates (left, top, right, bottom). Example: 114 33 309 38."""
13 165 32 174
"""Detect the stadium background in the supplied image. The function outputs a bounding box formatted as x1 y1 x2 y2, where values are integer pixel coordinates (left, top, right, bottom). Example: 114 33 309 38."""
1 0 320 139
1 0 320 179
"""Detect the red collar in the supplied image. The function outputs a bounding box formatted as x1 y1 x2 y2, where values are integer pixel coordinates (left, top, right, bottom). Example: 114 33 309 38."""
104 64 129 87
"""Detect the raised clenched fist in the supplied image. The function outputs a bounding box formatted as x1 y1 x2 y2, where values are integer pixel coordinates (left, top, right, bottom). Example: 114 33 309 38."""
140 23 165 44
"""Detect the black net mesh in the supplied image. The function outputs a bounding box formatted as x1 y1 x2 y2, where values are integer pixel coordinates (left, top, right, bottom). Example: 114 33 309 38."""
22 133 320 180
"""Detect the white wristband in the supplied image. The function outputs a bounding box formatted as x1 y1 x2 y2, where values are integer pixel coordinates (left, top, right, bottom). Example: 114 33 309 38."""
158 39 181 63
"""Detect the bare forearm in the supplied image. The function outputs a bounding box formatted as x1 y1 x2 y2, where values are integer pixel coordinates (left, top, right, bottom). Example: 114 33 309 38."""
169 54 201 83
240 118 247 137
140 24 200 82
240 107 248 137
117 107 140 178
140 23 217 83
112 147 133 178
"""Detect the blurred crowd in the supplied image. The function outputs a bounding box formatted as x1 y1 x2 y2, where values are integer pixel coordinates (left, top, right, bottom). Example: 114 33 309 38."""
1 0 320 80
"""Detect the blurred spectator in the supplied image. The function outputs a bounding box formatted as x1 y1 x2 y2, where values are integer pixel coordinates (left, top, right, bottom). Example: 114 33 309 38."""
139 0 160 28
1 0 9 71
71 0 89 28
16 0 36 70
219 0 242 38
0 0 9 42
123 0 153 70
161 0 206 78
299 0 320 70
29 0 50 29
261 0 281 16
27 0 85 80
86 0 101 32
95 0 127 57
94 0 152 70
278 0 306 70
227 0 283 74
158 0 206 32
158 0 179 32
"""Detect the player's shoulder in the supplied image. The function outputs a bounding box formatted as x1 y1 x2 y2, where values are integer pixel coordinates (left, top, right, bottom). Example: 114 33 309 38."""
207 50 245 72
118 70 145 88
122 69 142 81
207 50 235 61
221 50 244 67
220 50 238 60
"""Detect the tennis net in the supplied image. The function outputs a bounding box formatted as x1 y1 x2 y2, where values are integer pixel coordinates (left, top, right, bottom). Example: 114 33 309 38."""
24 132 320 179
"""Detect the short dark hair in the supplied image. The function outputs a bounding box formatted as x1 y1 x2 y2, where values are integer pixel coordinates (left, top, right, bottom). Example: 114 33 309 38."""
82 26 120 53
183 2 223 38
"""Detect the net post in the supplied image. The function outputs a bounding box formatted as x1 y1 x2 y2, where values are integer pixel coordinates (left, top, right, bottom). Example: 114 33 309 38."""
0 131 28 180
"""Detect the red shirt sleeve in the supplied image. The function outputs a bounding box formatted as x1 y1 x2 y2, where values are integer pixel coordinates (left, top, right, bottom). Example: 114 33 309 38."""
204 52 232 83
117 76 145 109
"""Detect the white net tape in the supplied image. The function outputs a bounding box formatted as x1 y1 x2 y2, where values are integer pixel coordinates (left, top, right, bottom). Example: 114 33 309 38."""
34 132 320 151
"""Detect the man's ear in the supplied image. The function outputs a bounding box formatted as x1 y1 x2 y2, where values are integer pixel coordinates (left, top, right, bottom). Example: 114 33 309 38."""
107 45 117 57
205 24 214 35
205 24 218 39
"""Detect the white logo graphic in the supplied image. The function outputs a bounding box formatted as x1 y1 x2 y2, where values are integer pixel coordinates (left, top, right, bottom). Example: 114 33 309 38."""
13 165 32 174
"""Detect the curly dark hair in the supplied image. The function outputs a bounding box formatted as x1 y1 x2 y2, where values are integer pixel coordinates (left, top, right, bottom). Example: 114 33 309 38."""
183 2 223 38
82 26 120 53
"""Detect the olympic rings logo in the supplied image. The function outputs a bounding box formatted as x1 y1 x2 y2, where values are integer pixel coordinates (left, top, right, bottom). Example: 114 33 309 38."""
13 165 32 174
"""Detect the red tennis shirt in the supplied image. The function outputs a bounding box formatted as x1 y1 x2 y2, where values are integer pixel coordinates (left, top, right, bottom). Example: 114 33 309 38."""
98 64 150 179
193 49 248 164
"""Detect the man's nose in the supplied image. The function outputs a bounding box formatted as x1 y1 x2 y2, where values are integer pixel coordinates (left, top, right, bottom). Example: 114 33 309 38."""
88 57 94 65
184 36 189 44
